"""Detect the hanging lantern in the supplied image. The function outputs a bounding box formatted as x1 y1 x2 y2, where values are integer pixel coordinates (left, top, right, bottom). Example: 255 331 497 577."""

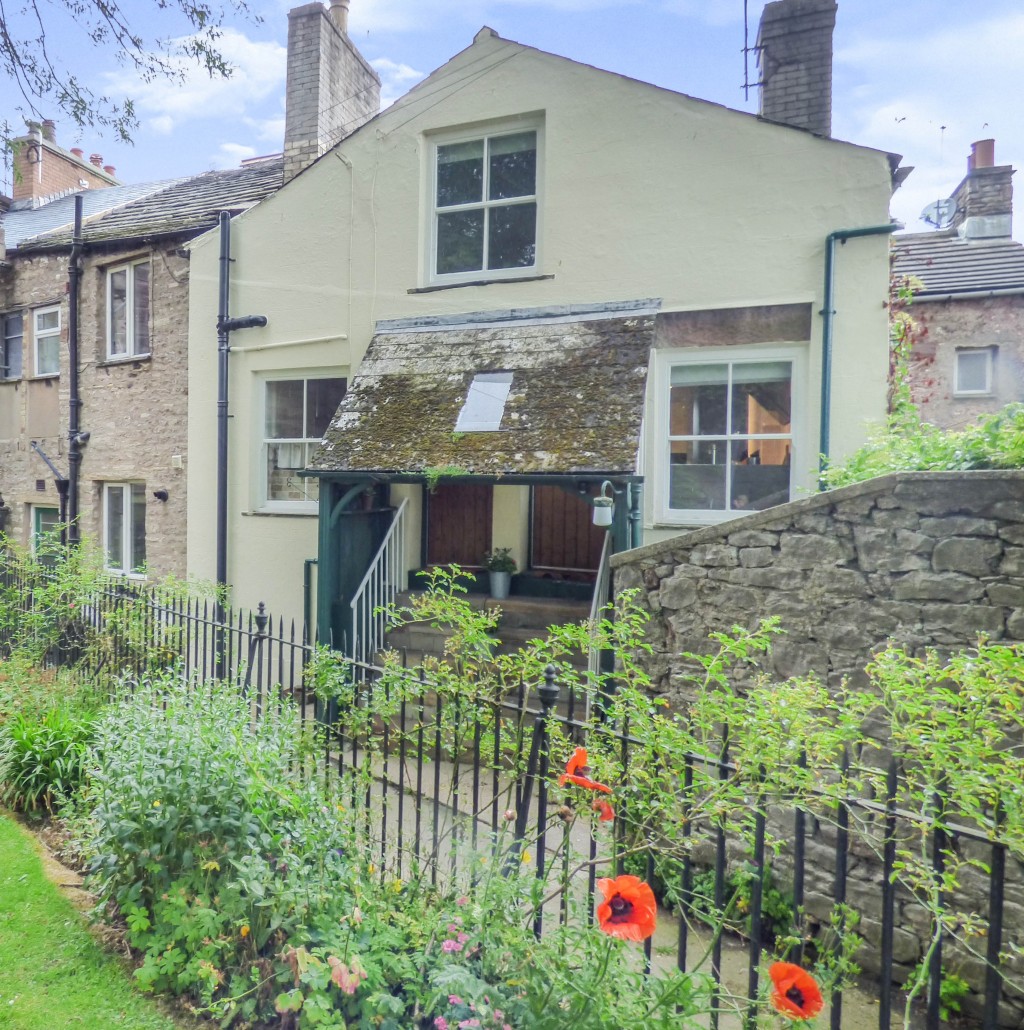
592 481 614 528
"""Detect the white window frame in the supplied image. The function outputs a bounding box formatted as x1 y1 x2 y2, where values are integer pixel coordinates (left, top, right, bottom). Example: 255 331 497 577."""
427 121 542 285
103 482 147 577
33 305 61 377
654 344 806 526
953 347 994 397
106 258 151 360
31 505 61 562
258 374 347 514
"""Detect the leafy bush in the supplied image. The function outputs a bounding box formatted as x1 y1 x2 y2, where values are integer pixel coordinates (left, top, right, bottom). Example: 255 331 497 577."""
0 706 96 811
822 402 1024 488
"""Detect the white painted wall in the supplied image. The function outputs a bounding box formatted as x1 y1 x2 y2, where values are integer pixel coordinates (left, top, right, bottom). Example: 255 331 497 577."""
187 29 894 623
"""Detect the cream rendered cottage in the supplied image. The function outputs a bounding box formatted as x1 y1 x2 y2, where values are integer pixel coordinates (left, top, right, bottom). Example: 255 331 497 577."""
186 0 900 644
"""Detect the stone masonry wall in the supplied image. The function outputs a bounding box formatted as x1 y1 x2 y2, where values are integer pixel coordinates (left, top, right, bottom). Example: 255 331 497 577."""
0 243 190 577
611 471 1024 1023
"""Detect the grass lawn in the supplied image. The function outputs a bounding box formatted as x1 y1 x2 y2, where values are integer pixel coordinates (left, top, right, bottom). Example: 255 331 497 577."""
0 814 189 1030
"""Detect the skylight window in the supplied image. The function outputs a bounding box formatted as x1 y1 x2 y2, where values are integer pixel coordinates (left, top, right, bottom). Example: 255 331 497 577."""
456 371 513 432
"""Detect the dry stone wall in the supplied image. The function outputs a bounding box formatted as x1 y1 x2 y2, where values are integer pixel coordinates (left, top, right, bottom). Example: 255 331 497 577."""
612 471 1024 1024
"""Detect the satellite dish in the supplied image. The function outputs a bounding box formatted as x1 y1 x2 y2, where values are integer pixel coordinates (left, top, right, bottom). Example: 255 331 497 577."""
921 198 956 229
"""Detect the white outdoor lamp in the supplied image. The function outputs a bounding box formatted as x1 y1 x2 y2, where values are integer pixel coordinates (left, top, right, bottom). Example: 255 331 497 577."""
592 481 614 528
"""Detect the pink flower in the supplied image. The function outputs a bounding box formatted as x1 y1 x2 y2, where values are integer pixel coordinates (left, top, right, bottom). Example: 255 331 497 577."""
458 1021 481 1028
457 932 469 944
434 1019 449 1030
442 939 464 953
448 995 463 1005
456 896 469 906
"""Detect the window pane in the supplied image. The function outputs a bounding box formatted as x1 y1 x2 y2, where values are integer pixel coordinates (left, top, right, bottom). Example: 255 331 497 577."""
130 483 147 572
670 366 729 435
733 373 791 436
109 270 127 355
266 380 305 437
732 464 791 512
669 441 727 510
305 377 347 438
267 444 307 501
106 486 125 570
38 335 59 375
488 132 536 200
35 309 59 332
133 263 151 356
437 210 485 274
956 351 989 393
437 140 483 207
3 314 22 379
487 202 536 270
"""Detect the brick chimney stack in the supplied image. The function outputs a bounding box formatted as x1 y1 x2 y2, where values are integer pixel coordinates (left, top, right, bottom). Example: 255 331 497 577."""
950 139 1013 240
757 0 838 138
282 1 380 184
11 122 120 203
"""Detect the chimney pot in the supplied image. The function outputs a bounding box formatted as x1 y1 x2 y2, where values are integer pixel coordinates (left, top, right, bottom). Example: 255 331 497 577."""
89 153 103 167
329 0 350 32
103 165 116 176
41 119 56 143
971 139 995 170
70 147 84 159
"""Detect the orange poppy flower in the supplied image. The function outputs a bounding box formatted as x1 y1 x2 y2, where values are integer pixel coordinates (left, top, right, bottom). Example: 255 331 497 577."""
596 875 657 941
769 962 823 1020
592 798 615 822
558 747 612 794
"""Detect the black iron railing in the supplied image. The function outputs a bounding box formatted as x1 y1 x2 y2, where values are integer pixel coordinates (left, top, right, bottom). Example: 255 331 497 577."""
0 571 1017 1029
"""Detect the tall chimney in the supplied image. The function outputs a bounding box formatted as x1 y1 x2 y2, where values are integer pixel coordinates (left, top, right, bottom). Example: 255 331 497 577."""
283 1 381 184
757 0 838 138
950 139 1013 240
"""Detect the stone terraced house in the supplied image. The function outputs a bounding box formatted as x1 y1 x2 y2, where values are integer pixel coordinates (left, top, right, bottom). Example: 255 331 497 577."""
0 124 282 577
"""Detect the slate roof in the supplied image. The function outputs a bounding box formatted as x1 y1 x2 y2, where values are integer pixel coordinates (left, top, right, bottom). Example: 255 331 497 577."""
891 231 1024 297
309 305 658 478
14 158 283 251
4 179 188 250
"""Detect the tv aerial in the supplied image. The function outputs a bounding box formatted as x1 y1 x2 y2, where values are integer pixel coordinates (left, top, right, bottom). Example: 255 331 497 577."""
921 198 956 229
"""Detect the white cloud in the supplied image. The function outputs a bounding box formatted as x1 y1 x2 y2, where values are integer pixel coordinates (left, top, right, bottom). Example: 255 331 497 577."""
371 56 424 107
833 10 1024 236
213 142 259 168
102 28 287 129
149 115 175 135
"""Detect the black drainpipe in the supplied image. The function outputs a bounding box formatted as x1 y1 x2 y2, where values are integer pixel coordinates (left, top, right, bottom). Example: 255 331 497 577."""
214 211 267 676
67 195 84 546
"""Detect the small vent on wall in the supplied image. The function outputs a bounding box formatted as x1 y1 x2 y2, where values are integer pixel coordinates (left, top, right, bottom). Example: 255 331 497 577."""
35 480 46 491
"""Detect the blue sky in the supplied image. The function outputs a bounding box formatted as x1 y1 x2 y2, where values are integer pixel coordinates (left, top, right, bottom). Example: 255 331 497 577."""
3 0 1022 238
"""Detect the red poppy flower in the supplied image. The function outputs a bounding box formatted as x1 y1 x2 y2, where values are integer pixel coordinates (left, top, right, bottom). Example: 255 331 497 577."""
769 962 823 1020
558 747 612 794
592 798 615 822
595 875 657 941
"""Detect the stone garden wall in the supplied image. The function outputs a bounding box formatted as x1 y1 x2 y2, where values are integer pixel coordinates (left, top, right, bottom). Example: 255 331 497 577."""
611 470 1024 1024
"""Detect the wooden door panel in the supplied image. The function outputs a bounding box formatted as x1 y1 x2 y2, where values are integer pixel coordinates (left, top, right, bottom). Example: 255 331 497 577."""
426 484 493 567
531 486 604 572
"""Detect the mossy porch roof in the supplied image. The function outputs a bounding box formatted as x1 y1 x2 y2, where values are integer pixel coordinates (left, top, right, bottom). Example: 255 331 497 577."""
308 312 656 477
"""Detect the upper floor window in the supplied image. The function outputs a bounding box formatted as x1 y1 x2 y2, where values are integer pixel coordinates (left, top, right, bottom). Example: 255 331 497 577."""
659 349 800 523
431 127 538 282
34 306 60 377
1 312 23 380
954 347 994 396
262 376 347 511
107 260 151 359
104 482 147 575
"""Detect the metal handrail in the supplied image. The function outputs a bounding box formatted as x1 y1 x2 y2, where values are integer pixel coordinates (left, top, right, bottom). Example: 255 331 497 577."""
349 497 408 664
586 532 613 686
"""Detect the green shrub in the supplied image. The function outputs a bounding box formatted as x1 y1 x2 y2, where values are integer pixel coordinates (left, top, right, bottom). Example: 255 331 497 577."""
0 706 96 811
822 402 1024 488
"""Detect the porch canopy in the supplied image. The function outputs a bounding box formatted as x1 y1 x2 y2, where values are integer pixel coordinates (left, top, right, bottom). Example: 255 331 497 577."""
308 300 659 481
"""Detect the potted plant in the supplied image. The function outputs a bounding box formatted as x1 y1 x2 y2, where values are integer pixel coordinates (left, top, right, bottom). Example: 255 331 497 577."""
483 547 516 600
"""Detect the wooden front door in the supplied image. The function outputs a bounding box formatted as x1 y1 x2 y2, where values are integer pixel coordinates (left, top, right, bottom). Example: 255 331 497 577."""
426 484 493 568
530 486 605 573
